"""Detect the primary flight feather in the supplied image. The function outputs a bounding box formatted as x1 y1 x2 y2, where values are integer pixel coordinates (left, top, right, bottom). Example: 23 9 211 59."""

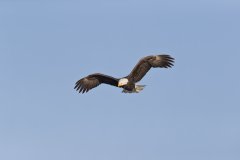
74 54 174 93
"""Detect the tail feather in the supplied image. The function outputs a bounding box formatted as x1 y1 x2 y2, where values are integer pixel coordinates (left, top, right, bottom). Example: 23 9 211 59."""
122 85 146 93
135 85 146 93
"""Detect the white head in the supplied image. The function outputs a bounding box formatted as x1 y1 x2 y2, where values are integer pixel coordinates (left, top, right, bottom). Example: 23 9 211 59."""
118 78 129 87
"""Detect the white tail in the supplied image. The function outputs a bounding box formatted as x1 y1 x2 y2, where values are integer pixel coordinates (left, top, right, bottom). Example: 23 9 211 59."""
122 85 146 93
135 85 146 93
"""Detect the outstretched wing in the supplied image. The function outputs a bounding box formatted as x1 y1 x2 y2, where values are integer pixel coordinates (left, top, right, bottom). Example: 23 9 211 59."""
127 55 174 83
74 73 119 93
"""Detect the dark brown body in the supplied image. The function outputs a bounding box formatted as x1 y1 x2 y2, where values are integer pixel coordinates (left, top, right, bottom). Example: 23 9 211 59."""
122 81 135 91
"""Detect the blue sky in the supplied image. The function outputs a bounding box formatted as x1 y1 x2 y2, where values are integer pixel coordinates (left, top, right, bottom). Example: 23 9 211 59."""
0 0 240 160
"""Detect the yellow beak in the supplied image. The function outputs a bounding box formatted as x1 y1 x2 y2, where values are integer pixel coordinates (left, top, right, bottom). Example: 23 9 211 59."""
118 83 122 87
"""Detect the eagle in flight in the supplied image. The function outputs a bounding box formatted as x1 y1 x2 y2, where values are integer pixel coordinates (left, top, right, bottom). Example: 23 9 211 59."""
74 54 174 93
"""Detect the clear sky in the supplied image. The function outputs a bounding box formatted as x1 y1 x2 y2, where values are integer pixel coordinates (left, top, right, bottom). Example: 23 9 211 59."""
1 0 240 160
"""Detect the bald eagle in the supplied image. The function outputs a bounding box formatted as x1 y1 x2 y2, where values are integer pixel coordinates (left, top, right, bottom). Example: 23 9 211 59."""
74 54 174 93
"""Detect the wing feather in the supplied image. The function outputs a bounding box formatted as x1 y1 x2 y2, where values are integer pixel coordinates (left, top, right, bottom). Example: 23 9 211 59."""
127 54 174 82
74 73 119 93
